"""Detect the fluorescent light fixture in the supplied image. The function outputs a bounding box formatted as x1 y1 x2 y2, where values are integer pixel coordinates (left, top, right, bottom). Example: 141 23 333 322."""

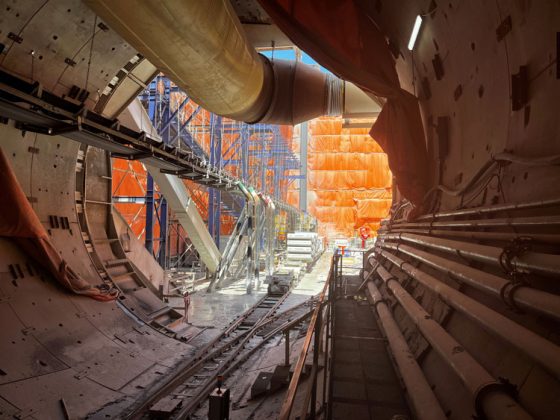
408 15 423 51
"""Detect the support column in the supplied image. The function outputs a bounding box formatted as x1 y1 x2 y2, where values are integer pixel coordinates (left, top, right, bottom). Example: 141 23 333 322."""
145 173 155 255
246 202 254 294
284 330 290 366
158 197 168 268
208 114 222 248
241 125 249 183
299 121 308 212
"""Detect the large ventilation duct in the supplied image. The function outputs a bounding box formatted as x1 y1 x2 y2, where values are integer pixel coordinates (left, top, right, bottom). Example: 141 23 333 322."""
85 0 374 125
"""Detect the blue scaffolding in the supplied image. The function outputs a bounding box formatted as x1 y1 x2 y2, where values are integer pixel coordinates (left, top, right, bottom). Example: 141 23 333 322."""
139 75 302 265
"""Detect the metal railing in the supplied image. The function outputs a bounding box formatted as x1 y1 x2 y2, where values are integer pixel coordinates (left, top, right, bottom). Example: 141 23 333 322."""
279 255 340 419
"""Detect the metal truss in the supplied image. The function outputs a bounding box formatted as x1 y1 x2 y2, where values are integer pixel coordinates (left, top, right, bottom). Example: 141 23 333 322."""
0 70 310 281
139 75 303 248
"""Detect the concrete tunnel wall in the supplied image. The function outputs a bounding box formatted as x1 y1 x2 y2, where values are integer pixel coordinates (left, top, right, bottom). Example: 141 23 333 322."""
380 0 560 209
0 0 559 417
0 122 194 419
364 1 560 418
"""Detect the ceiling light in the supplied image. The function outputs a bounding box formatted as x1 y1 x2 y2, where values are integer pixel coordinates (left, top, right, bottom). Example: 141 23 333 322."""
407 15 423 51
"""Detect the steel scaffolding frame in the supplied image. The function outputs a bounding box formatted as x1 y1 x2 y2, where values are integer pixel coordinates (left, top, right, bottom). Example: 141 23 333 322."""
139 75 303 264
0 68 309 283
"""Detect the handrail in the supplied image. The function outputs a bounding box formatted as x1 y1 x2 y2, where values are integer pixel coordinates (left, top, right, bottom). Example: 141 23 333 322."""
279 256 334 420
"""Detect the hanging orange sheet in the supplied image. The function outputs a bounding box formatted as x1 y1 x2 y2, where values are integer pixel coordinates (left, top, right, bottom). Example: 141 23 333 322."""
291 117 392 238
0 149 117 301
257 0 430 206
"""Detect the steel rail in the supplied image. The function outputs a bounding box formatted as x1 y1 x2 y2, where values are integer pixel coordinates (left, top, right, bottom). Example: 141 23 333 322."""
122 293 280 419
173 305 316 419
123 289 307 418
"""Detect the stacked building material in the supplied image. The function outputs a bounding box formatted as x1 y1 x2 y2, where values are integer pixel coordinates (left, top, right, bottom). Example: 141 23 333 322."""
286 232 322 264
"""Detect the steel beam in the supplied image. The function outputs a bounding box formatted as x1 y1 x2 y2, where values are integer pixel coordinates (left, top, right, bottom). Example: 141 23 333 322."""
299 122 308 211
145 173 155 254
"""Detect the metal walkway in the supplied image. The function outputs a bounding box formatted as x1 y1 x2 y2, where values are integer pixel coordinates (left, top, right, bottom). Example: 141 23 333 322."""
329 275 410 419
0 70 305 274
121 100 221 272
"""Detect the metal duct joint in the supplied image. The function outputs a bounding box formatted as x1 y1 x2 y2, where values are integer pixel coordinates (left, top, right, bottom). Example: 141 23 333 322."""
85 0 354 126
256 58 343 125
326 75 344 116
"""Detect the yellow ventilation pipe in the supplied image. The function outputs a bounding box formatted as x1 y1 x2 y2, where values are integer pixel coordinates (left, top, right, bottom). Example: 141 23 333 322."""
85 0 372 124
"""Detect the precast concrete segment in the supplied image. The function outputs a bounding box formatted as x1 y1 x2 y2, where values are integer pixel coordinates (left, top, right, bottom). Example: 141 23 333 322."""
375 248 560 381
365 280 447 420
374 264 533 419
0 123 194 418
374 242 560 321
381 232 560 277
0 0 141 111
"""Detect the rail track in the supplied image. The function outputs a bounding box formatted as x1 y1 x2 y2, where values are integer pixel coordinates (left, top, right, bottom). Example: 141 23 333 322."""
122 290 316 419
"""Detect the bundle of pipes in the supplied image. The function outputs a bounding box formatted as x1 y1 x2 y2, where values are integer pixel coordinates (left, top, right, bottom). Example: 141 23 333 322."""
362 198 560 417
376 200 560 312
366 266 533 419
365 281 447 420
380 197 560 244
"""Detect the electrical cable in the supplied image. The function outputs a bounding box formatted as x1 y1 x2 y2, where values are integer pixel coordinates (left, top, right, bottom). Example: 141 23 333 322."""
424 152 560 201
85 16 98 92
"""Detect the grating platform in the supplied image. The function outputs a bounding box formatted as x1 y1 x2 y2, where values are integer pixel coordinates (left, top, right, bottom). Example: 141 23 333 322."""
330 275 410 419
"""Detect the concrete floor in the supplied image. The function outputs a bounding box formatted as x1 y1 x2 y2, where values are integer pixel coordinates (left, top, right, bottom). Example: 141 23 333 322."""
166 253 335 346
189 252 334 419
166 276 267 347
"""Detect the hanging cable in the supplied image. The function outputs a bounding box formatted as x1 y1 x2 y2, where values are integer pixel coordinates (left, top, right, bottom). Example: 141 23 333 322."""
85 16 98 92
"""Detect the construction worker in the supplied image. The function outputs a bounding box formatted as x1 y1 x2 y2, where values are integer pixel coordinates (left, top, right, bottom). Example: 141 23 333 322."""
183 291 191 324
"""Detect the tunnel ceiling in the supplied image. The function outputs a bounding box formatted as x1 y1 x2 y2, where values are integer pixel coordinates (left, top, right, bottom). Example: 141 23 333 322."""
0 0 559 418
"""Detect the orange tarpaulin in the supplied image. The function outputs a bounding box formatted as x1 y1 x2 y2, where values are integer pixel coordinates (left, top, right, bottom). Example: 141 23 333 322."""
292 117 392 238
307 169 391 190
112 159 159 242
310 135 385 153
308 152 389 171
0 149 117 301
354 198 392 226
258 0 430 206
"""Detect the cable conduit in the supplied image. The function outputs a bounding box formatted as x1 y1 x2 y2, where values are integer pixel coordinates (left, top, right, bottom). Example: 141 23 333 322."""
365 280 447 420
374 248 560 381
372 263 533 419
381 232 560 277
374 241 560 321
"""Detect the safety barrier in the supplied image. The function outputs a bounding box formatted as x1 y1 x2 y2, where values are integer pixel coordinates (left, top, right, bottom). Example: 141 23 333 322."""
278 254 343 419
